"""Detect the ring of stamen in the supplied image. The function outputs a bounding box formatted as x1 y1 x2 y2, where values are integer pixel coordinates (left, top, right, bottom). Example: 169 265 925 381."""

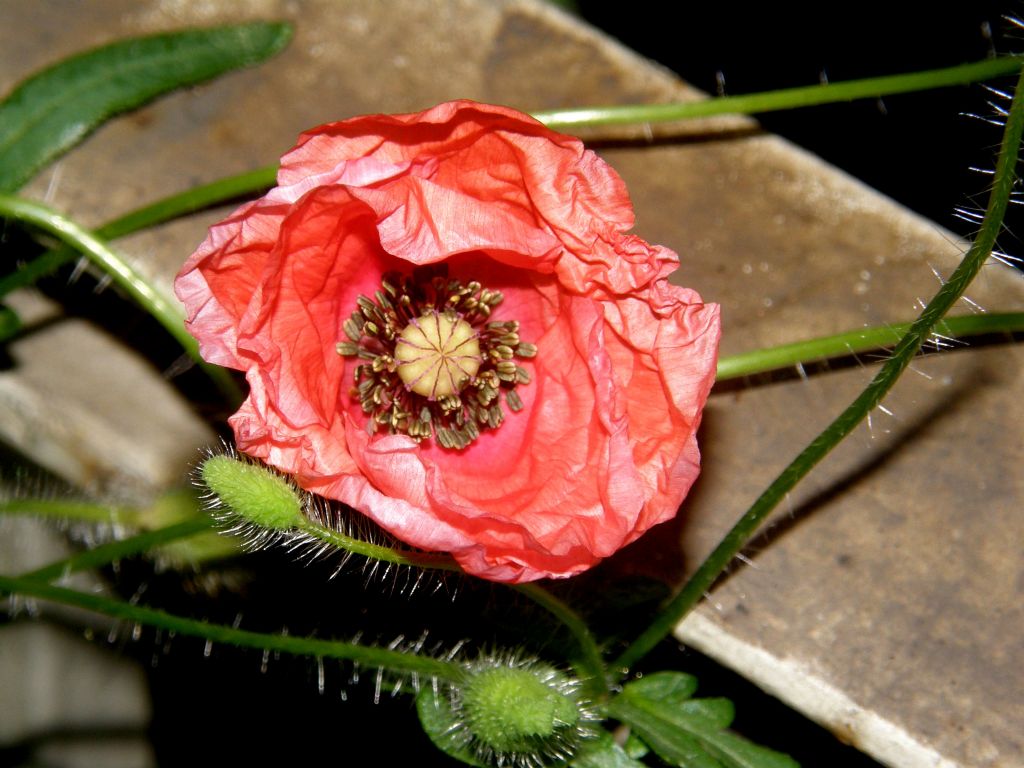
336 265 535 450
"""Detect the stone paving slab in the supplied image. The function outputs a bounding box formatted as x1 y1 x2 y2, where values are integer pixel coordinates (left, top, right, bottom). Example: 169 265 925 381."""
1 2 1020 766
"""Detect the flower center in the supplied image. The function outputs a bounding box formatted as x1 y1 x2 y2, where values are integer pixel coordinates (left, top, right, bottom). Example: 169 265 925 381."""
336 265 535 450
394 311 481 398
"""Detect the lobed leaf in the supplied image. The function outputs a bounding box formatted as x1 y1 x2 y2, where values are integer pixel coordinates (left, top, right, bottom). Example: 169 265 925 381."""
415 687 487 768
0 21 292 193
609 679 799 768
571 731 648 768
609 696 724 768
622 672 699 707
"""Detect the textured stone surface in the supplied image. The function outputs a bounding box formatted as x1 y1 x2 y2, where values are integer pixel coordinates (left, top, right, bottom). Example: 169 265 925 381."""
1 2 1021 766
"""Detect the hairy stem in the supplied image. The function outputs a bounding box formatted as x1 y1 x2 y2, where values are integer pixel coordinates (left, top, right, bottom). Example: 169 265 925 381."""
0 166 276 299
20 518 213 583
10 488 612 688
0 194 240 400
296 517 461 572
715 312 1024 382
97 166 277 240
613 66 1024 673
536 57 1024 129
513 583 609 698
0 574 467 682
1 498 142 526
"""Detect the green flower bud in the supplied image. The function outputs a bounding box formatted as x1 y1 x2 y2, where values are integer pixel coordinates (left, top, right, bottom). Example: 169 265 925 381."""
461 666 579 753
200 454 303 531
418 655 597 768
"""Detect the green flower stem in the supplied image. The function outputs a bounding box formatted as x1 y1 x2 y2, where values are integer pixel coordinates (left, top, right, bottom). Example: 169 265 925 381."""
0 194 240 401
11 500 607 690
0 195 181 335
97 165 277 241
0 573 467 682
5 495 458 576
513 582 609 698
535 56 1024 129
1 498 141 526
298 514 607 684
11 497 604 685
295 517 461 573
715 312 1024 382
20 517 212 583
0 166 276 299
613 65 1024 674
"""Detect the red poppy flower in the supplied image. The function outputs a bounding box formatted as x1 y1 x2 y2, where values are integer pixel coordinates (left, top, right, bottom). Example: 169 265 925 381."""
175 100 720 582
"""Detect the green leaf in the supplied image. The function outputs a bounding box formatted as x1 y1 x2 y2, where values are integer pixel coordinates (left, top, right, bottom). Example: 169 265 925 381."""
698 730 802 768
415 687 486 768
677 699 736 731
609 696 724 768
571 731 648 768
0 21 292 193
609 682 800 768
624 672 699 707
623 732 650 759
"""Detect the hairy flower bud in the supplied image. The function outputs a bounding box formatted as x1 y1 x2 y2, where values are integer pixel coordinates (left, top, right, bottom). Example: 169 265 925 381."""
200 454 303 531
417 655 598 768
461 665 580 754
